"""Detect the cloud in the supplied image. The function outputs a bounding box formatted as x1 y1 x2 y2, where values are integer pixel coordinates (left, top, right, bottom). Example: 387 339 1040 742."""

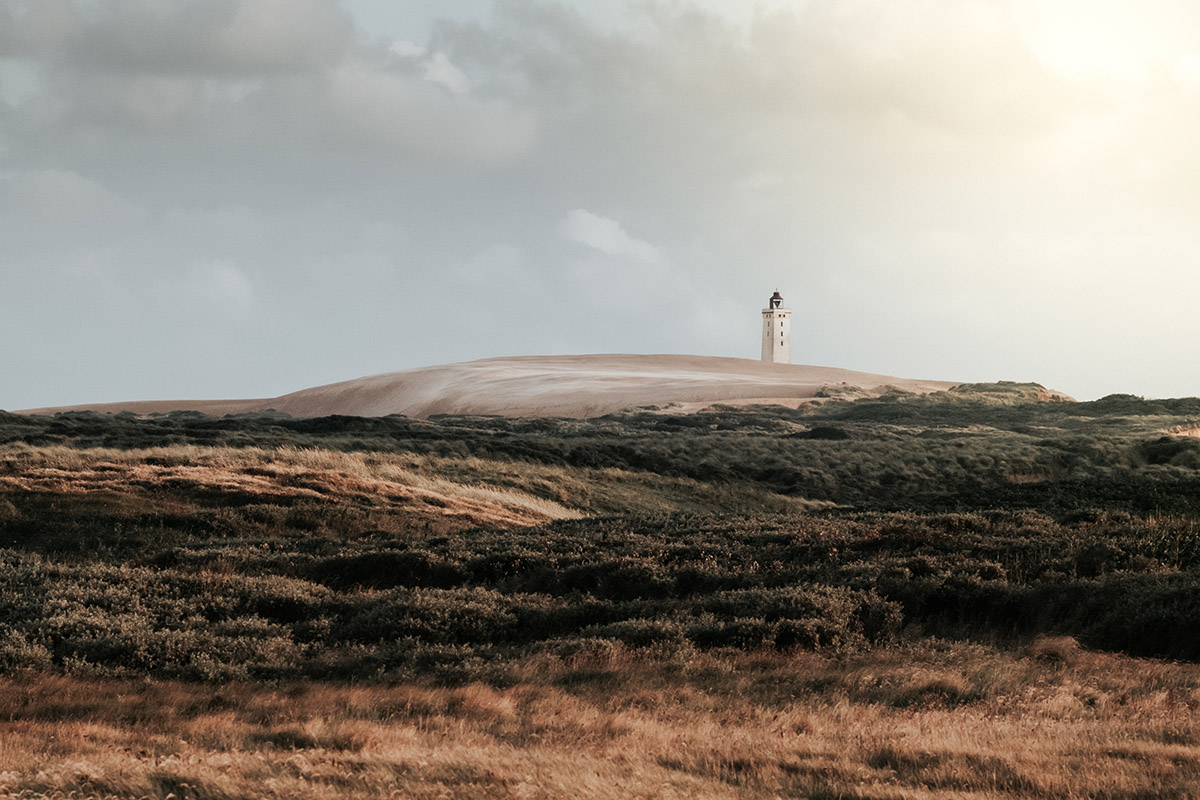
6 169 142 223
34 0 355 74
389 40 426 59
310 64 533 159
422 52 471 95
390 41 472 95
5 0 1200 408
212 0 353 71
561 209 661 264
455 243 527 289
0 3 533 166
189 260 255 312
559 209 697 320
0 1 75 56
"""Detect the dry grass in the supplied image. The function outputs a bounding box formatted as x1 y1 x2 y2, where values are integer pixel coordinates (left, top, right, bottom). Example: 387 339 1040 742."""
0 444 584 530
0 444 812 530
2 642 1198 799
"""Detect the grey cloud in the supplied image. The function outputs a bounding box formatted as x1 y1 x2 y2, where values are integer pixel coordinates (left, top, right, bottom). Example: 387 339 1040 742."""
561 209 661 263
0 1 75 56
305 63 535 160
0 5 535 169
6 168 143 222
1 0 354 73
2 0 1200 409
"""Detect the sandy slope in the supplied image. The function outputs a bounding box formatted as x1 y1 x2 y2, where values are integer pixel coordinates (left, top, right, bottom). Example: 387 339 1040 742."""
19 354 960 419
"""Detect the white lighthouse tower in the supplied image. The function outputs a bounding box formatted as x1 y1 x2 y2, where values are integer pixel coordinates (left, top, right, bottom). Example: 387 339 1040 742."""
761 290 791 364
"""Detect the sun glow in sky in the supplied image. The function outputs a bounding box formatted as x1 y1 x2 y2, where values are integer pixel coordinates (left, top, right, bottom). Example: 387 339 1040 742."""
1018 0 1200 81
2 0 1199 408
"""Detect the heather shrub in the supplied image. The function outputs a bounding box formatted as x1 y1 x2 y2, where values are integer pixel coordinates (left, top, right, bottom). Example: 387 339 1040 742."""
309 550 467 590
0 628 53 671
3 395 1200 681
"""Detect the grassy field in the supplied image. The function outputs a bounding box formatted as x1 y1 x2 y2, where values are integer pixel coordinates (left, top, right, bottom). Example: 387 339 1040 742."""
3 643 1199 799
2 387 1200 797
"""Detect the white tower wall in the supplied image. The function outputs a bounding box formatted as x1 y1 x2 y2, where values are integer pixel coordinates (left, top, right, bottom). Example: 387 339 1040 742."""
761 300 791 363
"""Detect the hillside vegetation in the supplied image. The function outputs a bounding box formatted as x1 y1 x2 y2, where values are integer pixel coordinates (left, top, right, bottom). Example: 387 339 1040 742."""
2 385 1200 798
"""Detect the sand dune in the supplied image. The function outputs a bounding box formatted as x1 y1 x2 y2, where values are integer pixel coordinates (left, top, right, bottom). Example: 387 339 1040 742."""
20 354 962 419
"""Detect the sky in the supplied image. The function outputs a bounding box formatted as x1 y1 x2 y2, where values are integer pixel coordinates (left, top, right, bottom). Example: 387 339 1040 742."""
2 0 1200 408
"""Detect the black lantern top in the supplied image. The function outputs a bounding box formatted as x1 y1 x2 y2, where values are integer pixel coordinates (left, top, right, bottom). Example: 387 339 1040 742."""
768 291 784 309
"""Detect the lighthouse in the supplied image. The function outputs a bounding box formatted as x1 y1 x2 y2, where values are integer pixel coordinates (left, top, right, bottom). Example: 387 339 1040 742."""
761 290 790 364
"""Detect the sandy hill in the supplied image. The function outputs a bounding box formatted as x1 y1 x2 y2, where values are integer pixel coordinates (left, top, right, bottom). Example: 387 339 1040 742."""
20 354 964 419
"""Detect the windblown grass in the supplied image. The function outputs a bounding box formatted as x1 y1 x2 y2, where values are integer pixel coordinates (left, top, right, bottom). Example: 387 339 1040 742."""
0 443 810 529
0 444 584 529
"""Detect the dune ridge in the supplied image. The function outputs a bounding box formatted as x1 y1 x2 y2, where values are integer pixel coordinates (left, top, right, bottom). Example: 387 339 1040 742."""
20 354 964 419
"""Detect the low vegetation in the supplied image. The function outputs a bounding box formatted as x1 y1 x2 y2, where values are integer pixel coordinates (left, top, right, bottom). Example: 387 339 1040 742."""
5 385 1199 515
2 386 1200 797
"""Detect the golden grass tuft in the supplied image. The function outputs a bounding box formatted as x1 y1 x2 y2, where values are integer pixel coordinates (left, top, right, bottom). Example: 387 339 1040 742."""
1025 634 1084 666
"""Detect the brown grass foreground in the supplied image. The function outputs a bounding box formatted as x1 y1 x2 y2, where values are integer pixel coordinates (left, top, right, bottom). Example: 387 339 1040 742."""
2 641 1198 799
